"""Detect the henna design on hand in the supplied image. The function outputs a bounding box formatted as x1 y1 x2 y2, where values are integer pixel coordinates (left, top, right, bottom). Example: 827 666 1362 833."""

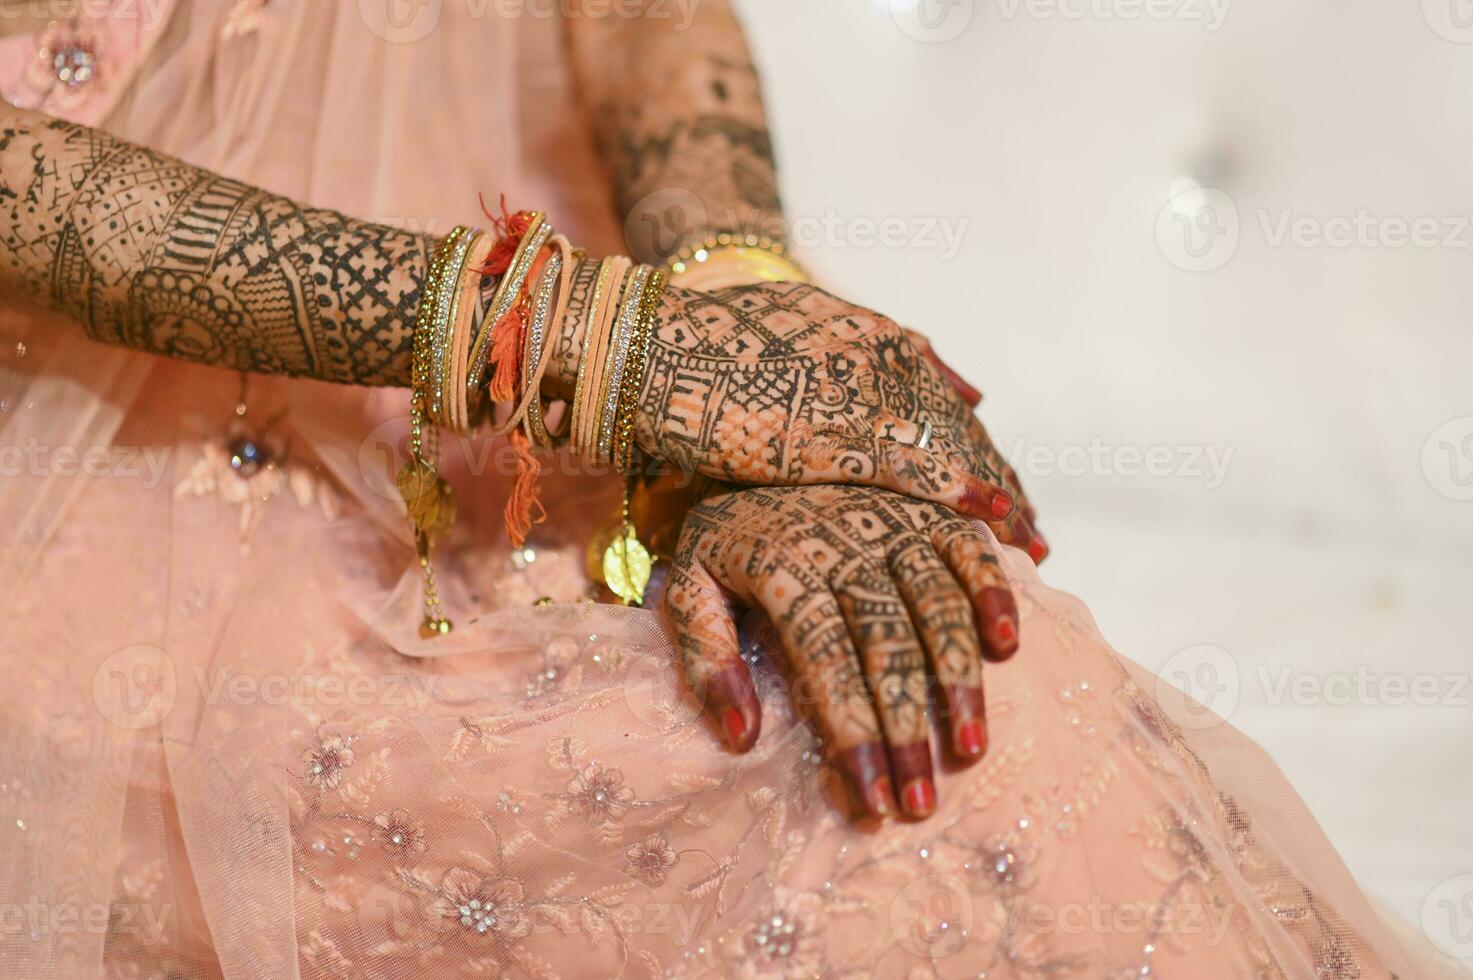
630 279 1016 522
664 483 1021 821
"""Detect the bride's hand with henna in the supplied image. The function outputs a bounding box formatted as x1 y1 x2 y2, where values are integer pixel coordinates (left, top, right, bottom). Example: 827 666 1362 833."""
549 269 1026 534
641 280 1019 524
662 483 1020 820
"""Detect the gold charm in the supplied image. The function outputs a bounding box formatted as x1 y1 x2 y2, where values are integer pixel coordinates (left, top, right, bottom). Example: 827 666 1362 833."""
397 457 456 540
602 523 653 606
595 476 653 606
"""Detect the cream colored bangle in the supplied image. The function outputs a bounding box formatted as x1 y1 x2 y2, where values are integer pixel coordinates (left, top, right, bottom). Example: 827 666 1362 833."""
565 259 606 459
570 258 612 461
572 256 629 464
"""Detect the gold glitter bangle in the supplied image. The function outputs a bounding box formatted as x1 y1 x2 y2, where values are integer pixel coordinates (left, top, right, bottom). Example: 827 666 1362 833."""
519 241 566 447
400 225 473 638
533 235 575 444
597 264 652 466
611 268 665 474
431 229 487 433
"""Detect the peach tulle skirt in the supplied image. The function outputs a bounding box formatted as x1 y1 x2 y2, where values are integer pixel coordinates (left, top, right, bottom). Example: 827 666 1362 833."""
0 3 1463 977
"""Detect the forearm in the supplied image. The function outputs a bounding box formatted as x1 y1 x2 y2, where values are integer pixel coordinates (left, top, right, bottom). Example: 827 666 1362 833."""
564 0 786 261
0 105 437 387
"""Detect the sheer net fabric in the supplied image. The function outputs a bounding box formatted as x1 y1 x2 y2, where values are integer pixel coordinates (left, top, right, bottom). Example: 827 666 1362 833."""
0 3 1463 978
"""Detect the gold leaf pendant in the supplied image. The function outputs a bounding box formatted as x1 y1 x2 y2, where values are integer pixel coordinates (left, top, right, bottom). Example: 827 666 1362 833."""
397 457 456 540
593 475 653 606
602 523 653 606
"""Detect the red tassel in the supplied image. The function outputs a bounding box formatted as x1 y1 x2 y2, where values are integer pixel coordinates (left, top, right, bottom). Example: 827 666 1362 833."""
504 428 546 548
474 194 536 277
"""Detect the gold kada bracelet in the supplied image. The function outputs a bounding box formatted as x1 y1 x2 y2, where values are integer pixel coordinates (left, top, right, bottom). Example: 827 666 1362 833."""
666 231 808 289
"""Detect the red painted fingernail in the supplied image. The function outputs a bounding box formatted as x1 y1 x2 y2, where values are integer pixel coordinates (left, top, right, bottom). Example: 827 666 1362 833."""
991 492 1015 520
957 719 987 756
1027 535 1049 563
868 776 897 817
979 588 1020 660
721 707 748 750
903 778 936 817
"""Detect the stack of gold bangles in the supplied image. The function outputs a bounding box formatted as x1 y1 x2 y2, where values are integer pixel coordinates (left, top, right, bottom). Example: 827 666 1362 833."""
402 209 679 636
570 258 665 472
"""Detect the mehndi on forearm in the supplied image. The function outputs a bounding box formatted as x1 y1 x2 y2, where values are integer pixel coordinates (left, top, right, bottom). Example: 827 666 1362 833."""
564 0 786 261
0 106 431 386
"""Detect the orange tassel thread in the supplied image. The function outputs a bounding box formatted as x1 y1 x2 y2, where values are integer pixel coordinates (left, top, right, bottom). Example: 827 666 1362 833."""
505 428 547 548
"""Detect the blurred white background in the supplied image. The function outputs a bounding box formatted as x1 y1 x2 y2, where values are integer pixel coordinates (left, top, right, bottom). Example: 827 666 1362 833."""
738 0 1473 936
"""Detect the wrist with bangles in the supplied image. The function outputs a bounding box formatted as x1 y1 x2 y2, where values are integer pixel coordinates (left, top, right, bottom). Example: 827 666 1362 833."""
401 204 669 636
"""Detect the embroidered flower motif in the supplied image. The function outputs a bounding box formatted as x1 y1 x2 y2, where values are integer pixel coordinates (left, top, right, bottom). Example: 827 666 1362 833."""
430 868 531 940
25 20 108 112
977 832 1037 895
175 426 341 552
372 809 426 856
303 735 356 789
624 833 678 886
735 888 825 980
567 762 634 823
